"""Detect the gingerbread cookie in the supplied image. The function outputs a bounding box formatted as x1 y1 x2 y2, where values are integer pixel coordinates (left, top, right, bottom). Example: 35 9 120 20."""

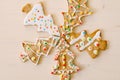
23 3 60 36
65 29 107 58
61 0 93 34
22 3 32 13
51 38 80 80
20 36 60 65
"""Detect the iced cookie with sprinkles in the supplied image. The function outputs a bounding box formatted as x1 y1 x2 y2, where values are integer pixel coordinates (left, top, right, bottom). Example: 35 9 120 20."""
66 29 107 58
20 36 59 65
23 3 60 37
51 38 80 80
60 0 93 34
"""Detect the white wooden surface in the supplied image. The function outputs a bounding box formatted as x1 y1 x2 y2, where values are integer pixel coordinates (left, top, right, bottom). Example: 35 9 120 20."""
0 0 120 80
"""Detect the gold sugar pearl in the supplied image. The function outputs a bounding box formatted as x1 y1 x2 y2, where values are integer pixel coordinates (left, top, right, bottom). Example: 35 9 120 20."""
93 50 98 55
36 50 40 53
88 12 93 15
69 0 72 3
80 11 83 15
71 36 74 40
31 56 36 61
84 10 88 14
63 66 65 69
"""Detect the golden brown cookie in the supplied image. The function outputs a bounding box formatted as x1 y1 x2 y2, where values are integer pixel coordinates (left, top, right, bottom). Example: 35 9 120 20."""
22 3 32 13
64 29 107 58
61 0 93 34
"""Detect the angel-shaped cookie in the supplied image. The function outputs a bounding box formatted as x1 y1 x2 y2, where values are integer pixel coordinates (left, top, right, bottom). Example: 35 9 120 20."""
51 38 80 80
64 29 107 58
20 36 60 65
23 3 60 37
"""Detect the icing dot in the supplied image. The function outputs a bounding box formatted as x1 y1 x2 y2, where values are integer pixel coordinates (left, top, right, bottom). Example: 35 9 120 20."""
50 20 52 22
66 28 71 32
87 37 92 41
84 10 88 14
59 47 62 50
26 46 30 50
54 65 58 69
41 19 43 21
81 31 86 35
70 19 73 22
75 43 79 48
54 27 56 29
46 26 48 28
93 50 98 55
94 42 99 47
43 28 46 31
81 37 86 41
43 47 47 51
51 72 54 74
31 18 34 20
34 20 36 22
34 14 36 16
63 66 65 69
88 46 92 51
62 61 65 64
60 26 62 28
31 56 36 61
79 42 84 46
80 11 83 15
43 41 48 45
37 18 39 20
65 35 70 39
70 6 73 8
77 5 80 8
20 54 24 57
70 36 74 40
61 12 64 14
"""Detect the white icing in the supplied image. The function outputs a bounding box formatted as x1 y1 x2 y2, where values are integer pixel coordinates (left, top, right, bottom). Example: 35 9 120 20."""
67 50 75 59
70 31 86 45
24 4 60 36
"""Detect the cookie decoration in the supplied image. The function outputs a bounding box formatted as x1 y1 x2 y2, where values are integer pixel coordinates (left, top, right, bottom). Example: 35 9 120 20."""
20 36 59 65
19 53 28 62
61 0 93 34
51 38 80 80
66 29 107 58
24 3 60 37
